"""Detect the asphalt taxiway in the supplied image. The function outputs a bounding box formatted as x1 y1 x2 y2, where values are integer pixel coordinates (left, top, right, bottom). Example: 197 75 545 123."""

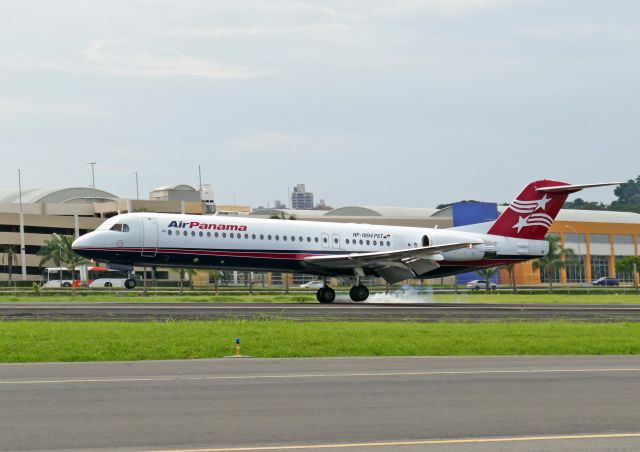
1 356 640 451
2 301 640 321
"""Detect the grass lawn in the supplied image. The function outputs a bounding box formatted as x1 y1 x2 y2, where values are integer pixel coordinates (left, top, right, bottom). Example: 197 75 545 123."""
1 320 639 363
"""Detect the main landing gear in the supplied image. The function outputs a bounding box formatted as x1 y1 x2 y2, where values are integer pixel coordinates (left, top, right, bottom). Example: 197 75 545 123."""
349 284 369 302
316 285 336 304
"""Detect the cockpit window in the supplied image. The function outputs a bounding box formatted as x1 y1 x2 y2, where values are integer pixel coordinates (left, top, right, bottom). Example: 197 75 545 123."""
109 223 129 232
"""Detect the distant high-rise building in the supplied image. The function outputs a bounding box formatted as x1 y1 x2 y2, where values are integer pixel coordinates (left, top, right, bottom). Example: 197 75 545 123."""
274 200 286 209
291 184 314 210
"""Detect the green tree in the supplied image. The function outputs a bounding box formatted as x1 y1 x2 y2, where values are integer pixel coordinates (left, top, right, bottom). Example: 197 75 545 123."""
1 244 19 287
612 176 640 208
616 256 640 293
475 266 500 292
532 236 575 294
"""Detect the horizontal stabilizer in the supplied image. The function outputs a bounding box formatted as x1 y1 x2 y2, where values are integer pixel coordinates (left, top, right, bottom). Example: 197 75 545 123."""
536 182 622 194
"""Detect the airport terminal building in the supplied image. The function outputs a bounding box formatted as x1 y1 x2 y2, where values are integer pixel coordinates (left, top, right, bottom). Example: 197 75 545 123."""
0 186 638 285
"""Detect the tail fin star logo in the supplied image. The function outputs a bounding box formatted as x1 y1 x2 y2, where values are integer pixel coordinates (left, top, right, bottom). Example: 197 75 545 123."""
509 194 550 214
513 213 554 233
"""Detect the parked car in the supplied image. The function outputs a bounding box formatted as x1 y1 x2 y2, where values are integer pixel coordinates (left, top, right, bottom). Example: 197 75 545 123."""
299 280 324 289
592 277 619 286
466 280 497 291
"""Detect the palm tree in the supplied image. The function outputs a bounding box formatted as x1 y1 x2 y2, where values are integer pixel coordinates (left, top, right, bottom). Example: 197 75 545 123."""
532 236 575 294
208 270 221 294
1 244 19 287
173 268 198 295
476 266 500 292
37 235 66 285
502 264 517 294
37 234 86 289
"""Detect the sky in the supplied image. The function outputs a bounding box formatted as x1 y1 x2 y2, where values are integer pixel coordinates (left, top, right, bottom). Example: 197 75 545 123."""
1 0 638 208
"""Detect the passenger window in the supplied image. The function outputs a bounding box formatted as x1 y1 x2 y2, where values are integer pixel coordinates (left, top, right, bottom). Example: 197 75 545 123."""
283 236 288 241
346 239 350 244
359 240 364 245
366 240 370 245
191 231 195 237
199 231 203 237
291 236 295 242
252 234 256 239
323 237 328 243
207 232 211 237
334 238 338 244
222 233 226 238
386 241 390 246
215 232 219 238
315 237 319 243
168 230 172 236
299 236 303 242
183 231 187 236
268 235 272 240
373 240 377 246
230 233 234 238
260 234 265 240
237 234 241 239
245 233 249 239
307 237 311 242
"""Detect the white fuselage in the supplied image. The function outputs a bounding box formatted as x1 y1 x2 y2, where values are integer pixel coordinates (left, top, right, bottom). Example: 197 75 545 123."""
72 212 548 278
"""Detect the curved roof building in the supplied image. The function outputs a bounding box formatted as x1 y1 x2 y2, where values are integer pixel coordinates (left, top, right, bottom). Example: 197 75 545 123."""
0 187 118 204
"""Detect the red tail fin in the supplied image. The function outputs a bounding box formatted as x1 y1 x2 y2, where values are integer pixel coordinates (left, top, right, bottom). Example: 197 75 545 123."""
487 180 571 240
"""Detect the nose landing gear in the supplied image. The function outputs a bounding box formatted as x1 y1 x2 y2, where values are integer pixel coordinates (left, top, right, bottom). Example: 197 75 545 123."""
124 278 137 290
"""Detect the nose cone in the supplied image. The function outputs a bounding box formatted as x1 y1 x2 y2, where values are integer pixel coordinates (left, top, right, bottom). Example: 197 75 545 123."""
72 234 88 251
72 233 95 259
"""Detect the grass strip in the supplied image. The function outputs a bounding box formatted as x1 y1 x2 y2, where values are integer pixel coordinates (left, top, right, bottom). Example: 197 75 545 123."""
0 293 638 304
1 320 640 363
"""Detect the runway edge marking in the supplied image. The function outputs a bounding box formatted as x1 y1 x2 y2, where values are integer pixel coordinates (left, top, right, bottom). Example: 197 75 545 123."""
2 367 640 385
148 433 640 451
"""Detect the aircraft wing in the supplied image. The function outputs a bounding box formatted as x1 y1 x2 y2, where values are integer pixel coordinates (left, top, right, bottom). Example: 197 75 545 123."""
304 241 480 284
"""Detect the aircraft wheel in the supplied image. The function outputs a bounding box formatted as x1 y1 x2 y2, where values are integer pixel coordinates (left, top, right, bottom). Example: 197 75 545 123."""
316 287 335 304
349 285 369 302
124 278 137 290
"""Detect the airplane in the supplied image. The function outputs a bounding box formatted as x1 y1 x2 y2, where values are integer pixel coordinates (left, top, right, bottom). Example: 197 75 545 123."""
72 179 620 303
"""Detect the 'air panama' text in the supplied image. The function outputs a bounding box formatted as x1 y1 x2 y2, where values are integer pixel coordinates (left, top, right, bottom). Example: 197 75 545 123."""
168 220 248 231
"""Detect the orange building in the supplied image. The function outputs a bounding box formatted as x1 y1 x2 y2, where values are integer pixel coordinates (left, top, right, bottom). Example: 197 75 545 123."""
506 209 640 285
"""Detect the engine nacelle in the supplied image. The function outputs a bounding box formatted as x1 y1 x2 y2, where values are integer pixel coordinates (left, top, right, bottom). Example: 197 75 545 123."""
424 231 487 261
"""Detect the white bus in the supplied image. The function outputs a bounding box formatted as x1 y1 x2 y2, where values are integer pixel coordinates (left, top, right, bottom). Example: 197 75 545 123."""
42 266 129 288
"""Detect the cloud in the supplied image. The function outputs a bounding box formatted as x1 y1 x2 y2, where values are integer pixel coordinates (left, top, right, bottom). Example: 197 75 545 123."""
375 0 511 15
0 98 111 118
0 40 277 80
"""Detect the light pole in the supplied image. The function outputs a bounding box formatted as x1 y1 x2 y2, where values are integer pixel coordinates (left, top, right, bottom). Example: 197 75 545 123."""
18 169 26 280
564 225 583 286
134 172 139 200
52 233 63 287
86 162 96 188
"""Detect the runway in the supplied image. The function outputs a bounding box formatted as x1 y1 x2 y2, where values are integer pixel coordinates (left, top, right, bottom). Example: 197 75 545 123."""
2 301 640 321
1 356 640 451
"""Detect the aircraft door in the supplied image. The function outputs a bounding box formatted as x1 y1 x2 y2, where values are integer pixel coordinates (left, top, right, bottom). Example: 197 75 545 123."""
321 233 330 249
141 217 158 257
331 233 341 249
